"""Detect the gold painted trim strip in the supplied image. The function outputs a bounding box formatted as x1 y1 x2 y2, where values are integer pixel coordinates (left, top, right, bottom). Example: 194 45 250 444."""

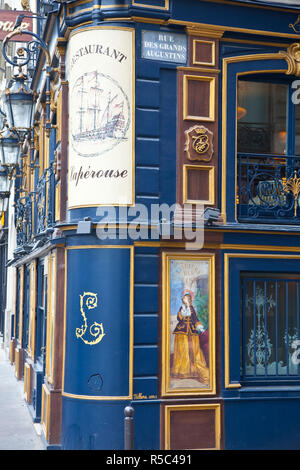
134 240 300 252
220 243 300 253
28 260 37 361
161 252 216 397
63 16 300 41
45 252 56 384
62 245 134 400
199 0 300 14
61 391 133 400
24 363 30 402
18 266 24 346
220 37 290 48
67 2 129 18
132 0 169 10
41 384 50 442
207 227 300 235
169 19 300 40
164 403 221 450
63 17 300 40
224 252 300 389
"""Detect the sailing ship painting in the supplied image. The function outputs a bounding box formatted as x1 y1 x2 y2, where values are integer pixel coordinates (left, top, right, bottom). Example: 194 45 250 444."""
70 70 130 157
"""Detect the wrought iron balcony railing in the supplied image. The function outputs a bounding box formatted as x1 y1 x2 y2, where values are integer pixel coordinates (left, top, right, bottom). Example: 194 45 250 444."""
35 165 55 236
14 164 55 251
15 193 33 248
237 153 300 224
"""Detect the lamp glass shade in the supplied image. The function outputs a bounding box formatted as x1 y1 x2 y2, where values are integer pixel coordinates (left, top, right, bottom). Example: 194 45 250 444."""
3 76 34 132
2 196 8 212
0 128 21 166
0 108 6 130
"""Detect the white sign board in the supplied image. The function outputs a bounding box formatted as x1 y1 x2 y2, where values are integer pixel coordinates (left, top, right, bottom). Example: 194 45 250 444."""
68 27 134 208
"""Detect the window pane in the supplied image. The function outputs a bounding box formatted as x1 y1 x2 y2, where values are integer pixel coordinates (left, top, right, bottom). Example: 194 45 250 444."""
241 274 300 381
237 81 287 155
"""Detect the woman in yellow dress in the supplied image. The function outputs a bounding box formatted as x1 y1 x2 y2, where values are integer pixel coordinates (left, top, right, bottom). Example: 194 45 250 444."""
171 291 209 385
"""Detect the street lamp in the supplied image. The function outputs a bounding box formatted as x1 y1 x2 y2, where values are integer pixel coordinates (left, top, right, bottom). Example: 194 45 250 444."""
2 68 36 135
1 17 54 136
0 164 10 197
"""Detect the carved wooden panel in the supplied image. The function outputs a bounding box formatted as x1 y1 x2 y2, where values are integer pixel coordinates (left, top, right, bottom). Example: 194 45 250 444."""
193 39 216 66
164 403 221 450
183 165 215 205
177 32 219 210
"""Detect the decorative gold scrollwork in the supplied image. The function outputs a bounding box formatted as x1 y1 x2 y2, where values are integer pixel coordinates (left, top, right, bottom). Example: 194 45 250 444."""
192 128 210 154
282 43 300 77
289 15 300 33
75 292 105 346
282 170 300 217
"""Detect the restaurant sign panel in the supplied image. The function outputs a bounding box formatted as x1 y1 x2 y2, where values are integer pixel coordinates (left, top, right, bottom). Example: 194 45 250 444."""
68 27 134 208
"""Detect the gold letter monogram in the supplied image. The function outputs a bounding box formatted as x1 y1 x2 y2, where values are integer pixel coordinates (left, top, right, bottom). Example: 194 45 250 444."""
75 292 105 346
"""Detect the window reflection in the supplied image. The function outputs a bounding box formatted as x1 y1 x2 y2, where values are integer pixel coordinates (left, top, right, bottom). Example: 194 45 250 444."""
241 273 300 381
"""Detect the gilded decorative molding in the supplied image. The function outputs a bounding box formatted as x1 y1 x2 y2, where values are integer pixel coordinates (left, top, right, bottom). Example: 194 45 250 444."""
21 0 31 11
50 77 59 113
282 42 300 76
53 146 61 182
282 170 300 216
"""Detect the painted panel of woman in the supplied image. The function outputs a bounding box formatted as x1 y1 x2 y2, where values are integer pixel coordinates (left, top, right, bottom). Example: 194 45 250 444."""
171 291 209 385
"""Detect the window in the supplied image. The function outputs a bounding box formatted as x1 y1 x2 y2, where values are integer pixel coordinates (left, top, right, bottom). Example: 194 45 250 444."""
15 268 20 340
236 75 300 223
240 272 300 383
35 261 47 366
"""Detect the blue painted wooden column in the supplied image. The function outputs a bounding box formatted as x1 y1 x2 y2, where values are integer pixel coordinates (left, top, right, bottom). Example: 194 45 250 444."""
60 18 136 449
61 242 134 449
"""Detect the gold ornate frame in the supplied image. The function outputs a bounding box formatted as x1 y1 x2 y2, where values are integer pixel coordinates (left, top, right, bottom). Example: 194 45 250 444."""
161 251 216 397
